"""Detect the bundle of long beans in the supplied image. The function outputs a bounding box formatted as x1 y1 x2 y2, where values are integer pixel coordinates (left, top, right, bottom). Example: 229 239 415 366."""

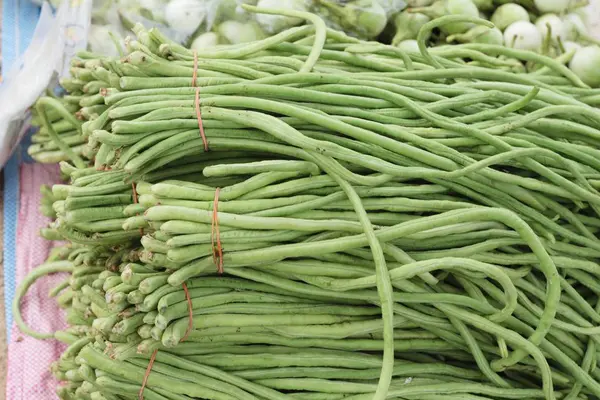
15 6 600 400
28 55 114 165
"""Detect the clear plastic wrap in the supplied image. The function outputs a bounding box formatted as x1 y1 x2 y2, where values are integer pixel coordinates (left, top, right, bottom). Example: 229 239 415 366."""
31 0 408 55
0 1 92 169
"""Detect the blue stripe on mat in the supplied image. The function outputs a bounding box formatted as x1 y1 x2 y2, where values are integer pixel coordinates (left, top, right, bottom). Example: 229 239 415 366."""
3 0 41 340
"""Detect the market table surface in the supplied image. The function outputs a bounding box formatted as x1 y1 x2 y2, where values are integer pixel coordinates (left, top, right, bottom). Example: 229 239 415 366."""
0 178 6 399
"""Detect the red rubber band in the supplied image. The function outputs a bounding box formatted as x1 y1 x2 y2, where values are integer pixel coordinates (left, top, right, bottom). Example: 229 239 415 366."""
195 87 209 152
211 188 224 274
192 51 198 88
138 349 158 400
180 282 194 342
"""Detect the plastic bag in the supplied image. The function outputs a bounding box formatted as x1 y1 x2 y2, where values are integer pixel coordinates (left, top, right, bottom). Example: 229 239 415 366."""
37 0 232 51
0 0 92 169
33 0 407 55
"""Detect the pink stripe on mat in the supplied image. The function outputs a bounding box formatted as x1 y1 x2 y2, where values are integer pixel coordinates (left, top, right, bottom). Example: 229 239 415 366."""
7 163 65 400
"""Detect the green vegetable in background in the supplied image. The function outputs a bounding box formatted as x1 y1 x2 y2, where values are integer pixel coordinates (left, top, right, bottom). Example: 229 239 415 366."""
395 38 420 51
562 12 600 46
569 45 600 87
562 40 582 53
563 12 587 41
254 0 308 33
409 0 480 34
391 11 431 45
471 0 493 11
447 25 503 44
190 31 221 50
315 0 389 38
218 20 266 44
535 14 566 45
503 20 542 52
533 0 572 14
213 0 242 23
490 3 530 31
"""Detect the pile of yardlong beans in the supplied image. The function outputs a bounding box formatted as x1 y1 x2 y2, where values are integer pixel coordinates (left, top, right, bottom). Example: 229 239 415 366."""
28 62 113 165
14 7 600 400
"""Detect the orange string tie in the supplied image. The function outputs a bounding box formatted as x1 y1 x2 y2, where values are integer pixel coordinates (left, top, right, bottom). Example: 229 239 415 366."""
195 87 209 152
192 50 208 152
132 182 144 236
132 182 139 204
138 349 158 400
180 282 194 342
211 187 224 274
